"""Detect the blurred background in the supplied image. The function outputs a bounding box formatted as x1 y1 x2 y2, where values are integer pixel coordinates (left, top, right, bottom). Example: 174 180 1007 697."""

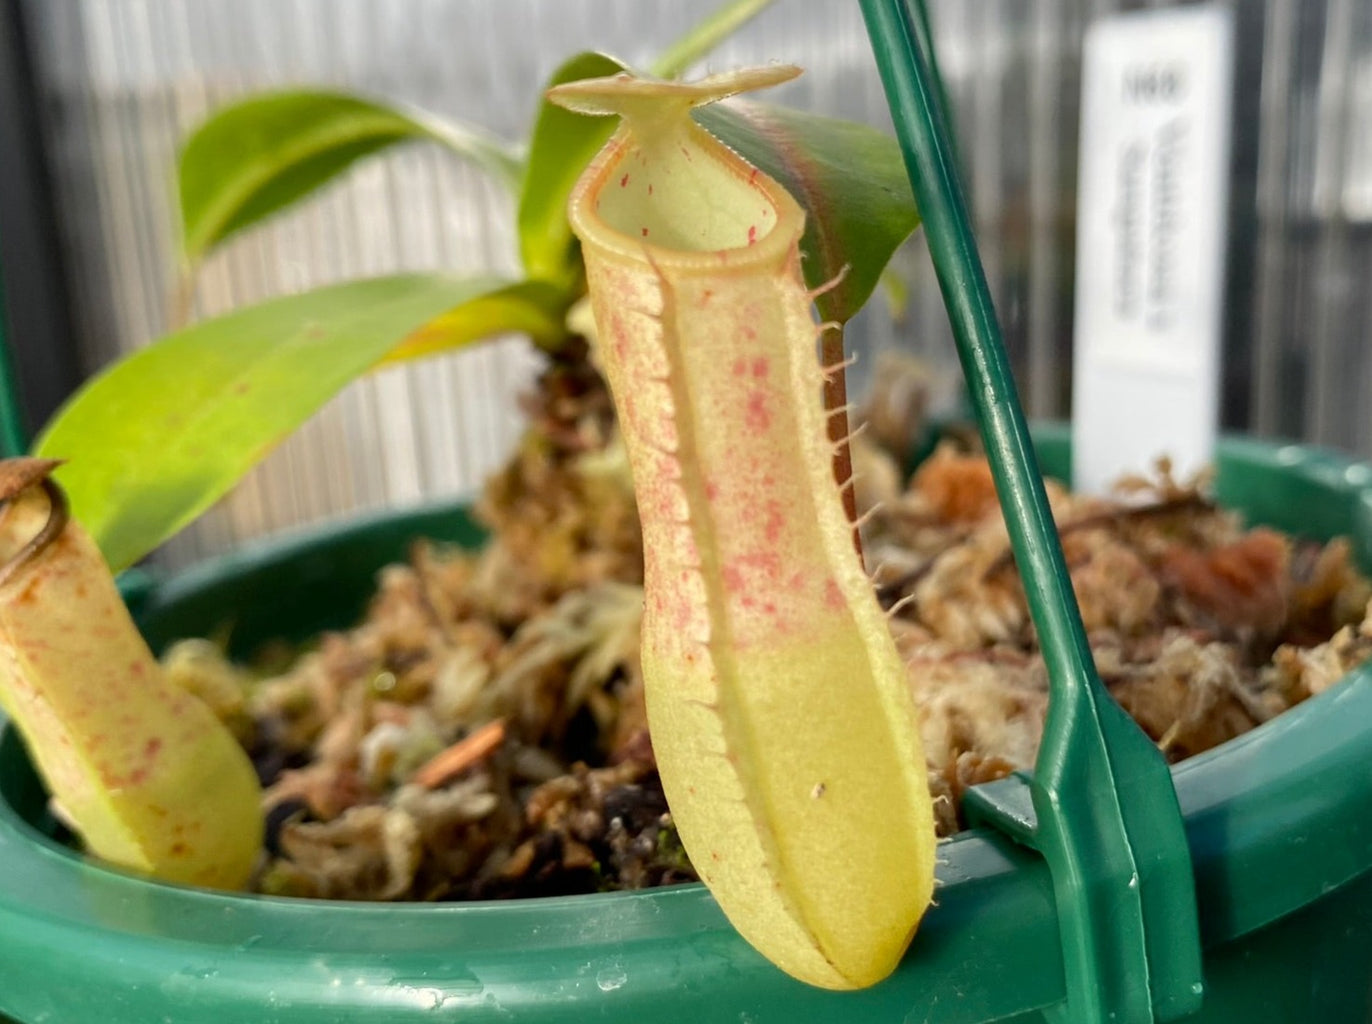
0 0 1368 565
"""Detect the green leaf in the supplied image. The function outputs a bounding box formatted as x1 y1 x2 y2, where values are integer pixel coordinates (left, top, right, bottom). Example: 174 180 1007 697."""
35 275 503 571
648 0 777 79
383 279 567 363
517 52 627 289
179 90 522 266
695 102 921 324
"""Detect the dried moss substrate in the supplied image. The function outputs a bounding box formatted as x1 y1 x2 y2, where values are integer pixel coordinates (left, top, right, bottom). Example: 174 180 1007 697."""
168 352 1372 900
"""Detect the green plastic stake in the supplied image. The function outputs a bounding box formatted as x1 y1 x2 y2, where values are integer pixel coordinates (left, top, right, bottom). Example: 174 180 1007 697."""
859 2 1204 1022
0 247 29 457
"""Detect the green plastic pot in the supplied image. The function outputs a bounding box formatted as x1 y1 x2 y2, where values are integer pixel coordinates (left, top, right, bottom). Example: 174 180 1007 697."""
2 428 1371 1023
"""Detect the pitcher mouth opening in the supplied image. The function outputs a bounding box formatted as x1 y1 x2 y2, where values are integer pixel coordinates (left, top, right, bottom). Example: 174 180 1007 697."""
592 131 781 253
569 125 804 273
550 64 804 264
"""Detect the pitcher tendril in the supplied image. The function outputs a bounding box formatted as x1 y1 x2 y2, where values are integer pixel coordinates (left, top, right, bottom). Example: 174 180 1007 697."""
0 459 68 588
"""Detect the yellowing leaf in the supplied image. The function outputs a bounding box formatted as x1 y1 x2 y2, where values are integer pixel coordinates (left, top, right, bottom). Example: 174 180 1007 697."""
383 280 565 362
36 275 501 570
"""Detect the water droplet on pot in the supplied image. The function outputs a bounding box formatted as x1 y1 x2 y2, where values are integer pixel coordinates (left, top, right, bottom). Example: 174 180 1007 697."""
596 966 627 992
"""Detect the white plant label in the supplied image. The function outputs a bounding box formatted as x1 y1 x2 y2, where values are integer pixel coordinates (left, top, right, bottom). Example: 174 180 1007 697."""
1071 6 1234 494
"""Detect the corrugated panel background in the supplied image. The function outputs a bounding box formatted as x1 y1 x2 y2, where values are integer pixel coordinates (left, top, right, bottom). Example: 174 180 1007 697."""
19 0 1372 565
